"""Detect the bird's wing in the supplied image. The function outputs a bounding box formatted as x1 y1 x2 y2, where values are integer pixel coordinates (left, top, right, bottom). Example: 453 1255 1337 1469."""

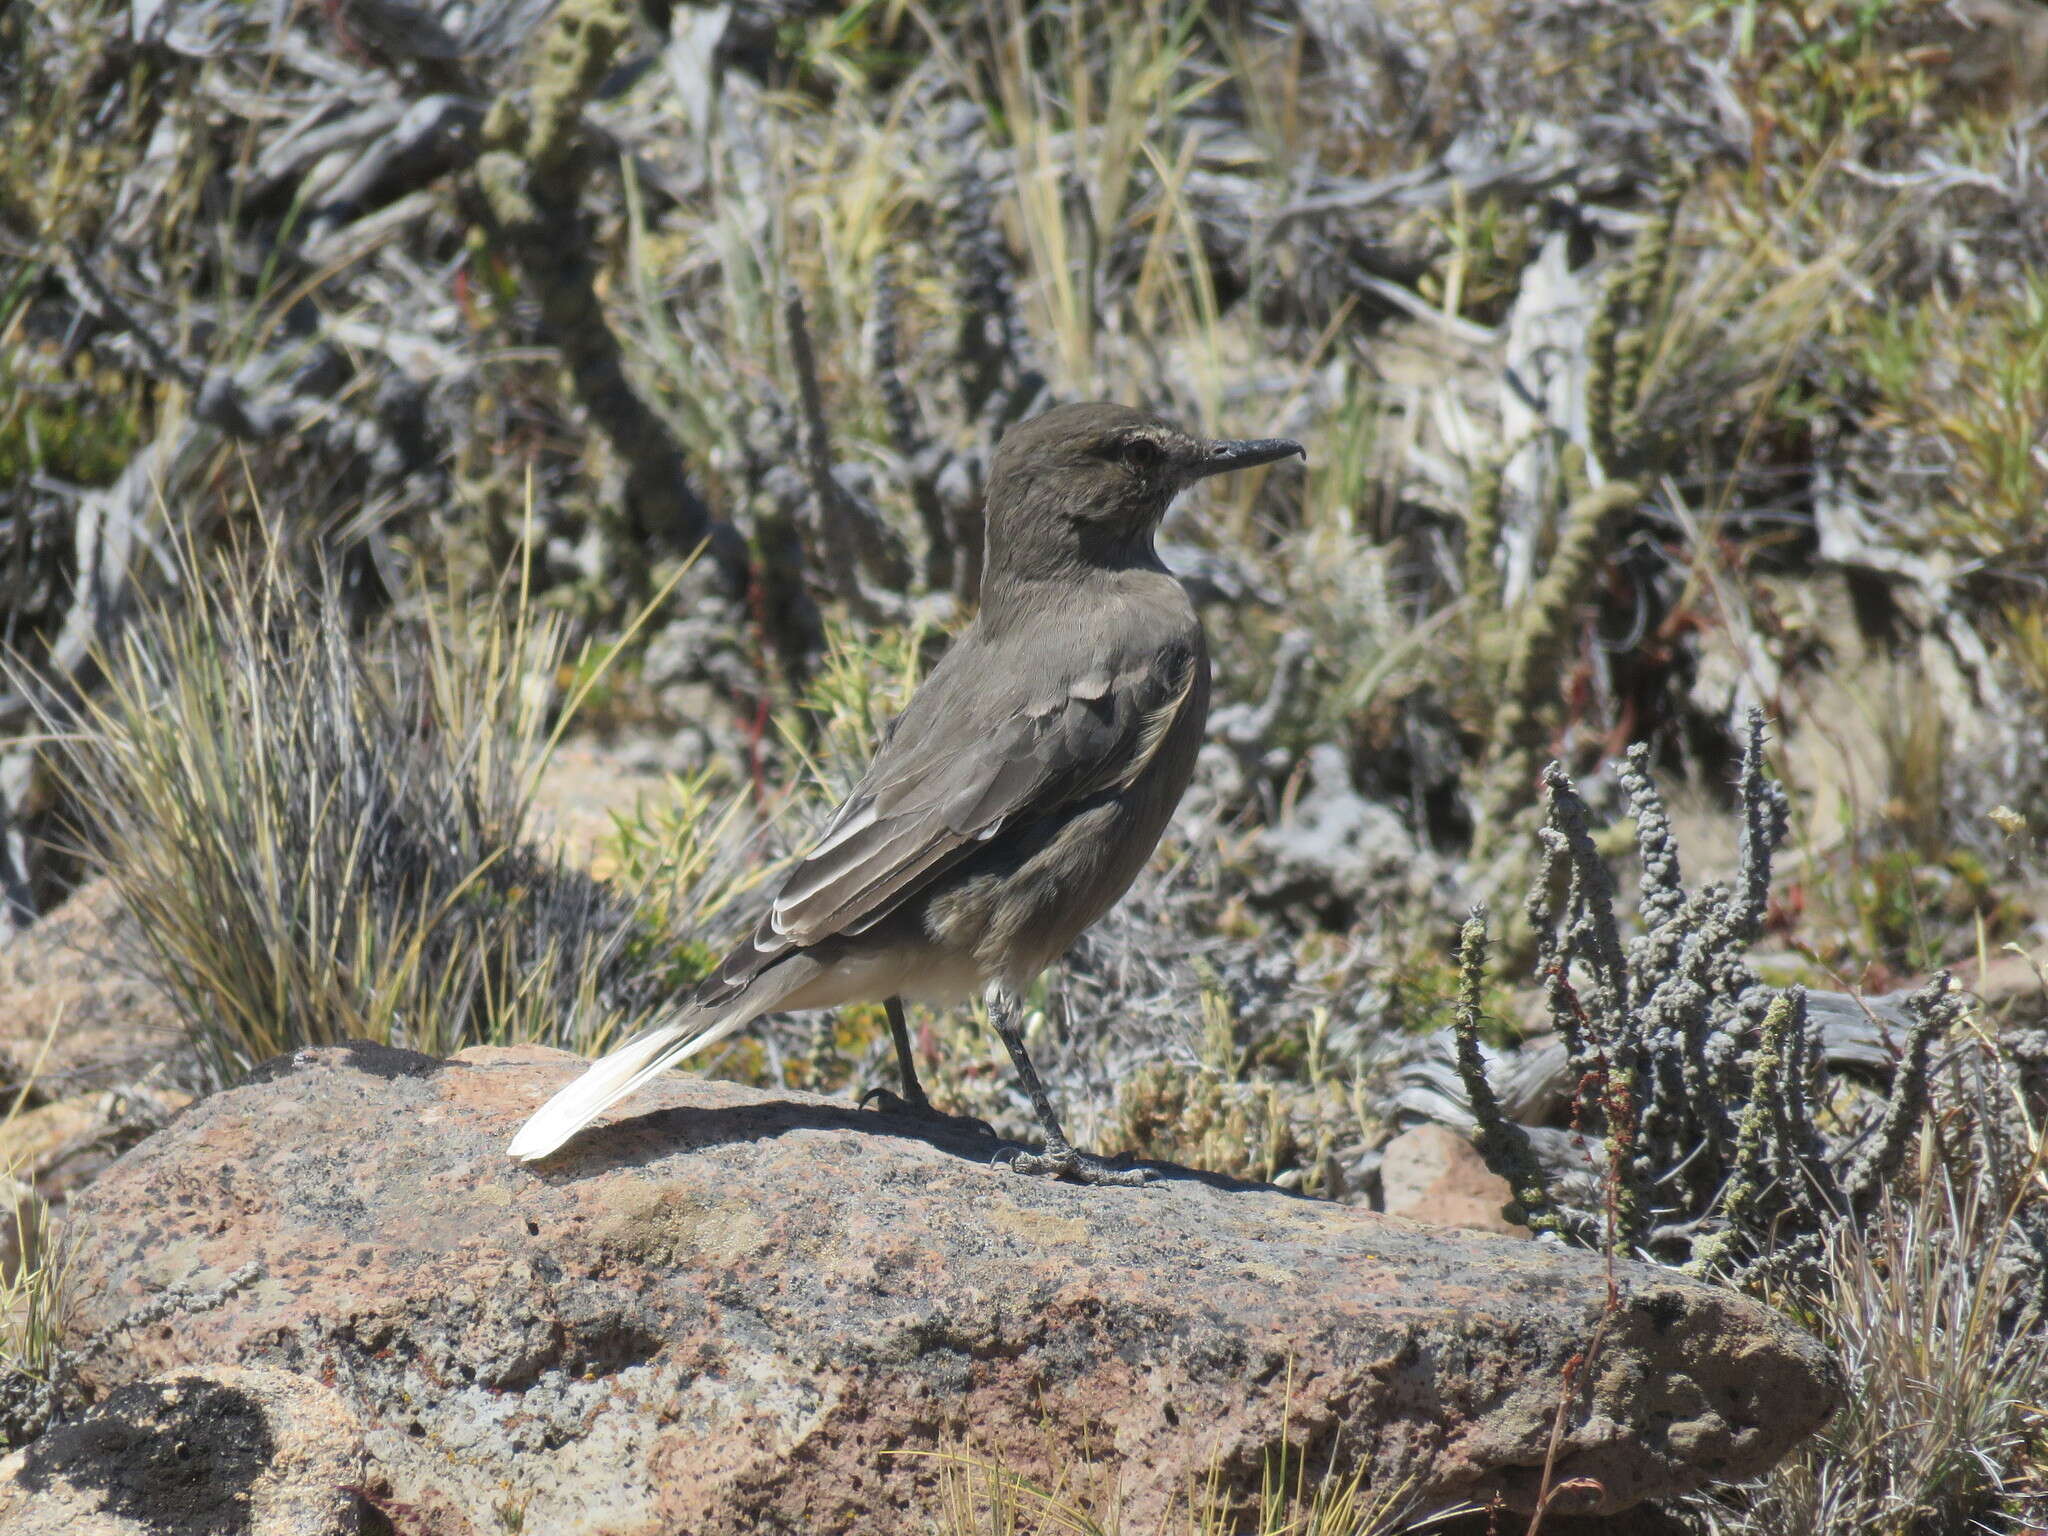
736 636 1202 963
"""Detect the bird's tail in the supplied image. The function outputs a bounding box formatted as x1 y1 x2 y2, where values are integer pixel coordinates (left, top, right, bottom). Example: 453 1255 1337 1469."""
506 995 766 1162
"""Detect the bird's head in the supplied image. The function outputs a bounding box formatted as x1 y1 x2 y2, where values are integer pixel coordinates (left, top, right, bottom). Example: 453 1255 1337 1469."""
983 402 1303 582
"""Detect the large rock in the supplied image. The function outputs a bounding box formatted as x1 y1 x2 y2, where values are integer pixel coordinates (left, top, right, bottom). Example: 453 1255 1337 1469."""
0 878 192 1279
1379 1123 1531 1238
67 1043 1840 1533
0 878 185 1097
0 1364 363 1535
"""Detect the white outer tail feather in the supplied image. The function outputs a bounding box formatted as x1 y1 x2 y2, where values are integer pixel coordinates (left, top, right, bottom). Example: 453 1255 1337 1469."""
506 1005 759 1161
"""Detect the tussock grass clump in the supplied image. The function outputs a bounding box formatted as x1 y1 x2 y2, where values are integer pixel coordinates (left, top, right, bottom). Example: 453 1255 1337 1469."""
0 1181 72 1450
0 1019 79 1450
48 557 675 1087
917 1432 1421 1536
1691 1166 2048 1536
1712 1171 2048 1531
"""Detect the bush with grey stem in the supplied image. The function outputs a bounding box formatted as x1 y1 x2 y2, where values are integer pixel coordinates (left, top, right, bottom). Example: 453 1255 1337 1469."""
1451 708 2018 1302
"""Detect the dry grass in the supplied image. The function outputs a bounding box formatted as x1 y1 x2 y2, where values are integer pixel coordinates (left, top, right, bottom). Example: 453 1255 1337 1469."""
910 1429 1429 1536
1691 1158 2048 1534
40 545 683 1085
0 1015 77 1448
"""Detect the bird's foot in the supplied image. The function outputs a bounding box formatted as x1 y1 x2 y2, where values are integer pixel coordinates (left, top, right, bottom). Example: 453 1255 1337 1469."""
998 1143 1152 1187
858 1086 997 1139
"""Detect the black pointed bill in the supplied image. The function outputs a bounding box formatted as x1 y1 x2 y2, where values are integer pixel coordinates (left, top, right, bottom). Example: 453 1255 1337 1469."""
1190 436 1306 480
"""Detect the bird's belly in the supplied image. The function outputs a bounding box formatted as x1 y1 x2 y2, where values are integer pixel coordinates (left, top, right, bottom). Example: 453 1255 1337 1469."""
895 956 992 1006
773 941 987 1013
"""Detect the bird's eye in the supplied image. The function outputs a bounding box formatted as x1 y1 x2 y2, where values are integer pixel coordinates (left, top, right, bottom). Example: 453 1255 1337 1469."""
1113 436 1164 470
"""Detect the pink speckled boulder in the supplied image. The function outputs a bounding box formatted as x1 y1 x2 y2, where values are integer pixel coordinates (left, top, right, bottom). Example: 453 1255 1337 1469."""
65 1042 1839 1533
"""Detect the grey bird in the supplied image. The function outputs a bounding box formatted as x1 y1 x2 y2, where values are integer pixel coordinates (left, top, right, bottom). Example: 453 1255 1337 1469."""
508 402 1304 1184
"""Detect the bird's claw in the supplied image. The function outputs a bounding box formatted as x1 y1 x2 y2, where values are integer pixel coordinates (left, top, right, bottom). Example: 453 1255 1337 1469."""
859 1086 997 1139
995 1144 1151 1187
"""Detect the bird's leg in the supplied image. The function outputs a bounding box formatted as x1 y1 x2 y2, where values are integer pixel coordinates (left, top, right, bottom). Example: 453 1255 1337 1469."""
986 983 1149 1187
859 996 994 1137
876 996 934 1110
